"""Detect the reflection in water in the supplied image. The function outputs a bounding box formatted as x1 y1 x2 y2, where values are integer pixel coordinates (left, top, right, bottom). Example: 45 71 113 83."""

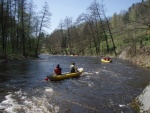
0 55 150 113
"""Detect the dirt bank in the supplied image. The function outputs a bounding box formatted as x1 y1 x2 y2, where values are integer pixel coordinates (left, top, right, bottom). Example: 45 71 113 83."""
118 46 150 69
118 46 150 113
0 54 36 63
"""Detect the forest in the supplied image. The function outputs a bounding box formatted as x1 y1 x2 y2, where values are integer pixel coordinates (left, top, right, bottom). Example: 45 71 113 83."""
0 0 51 58
0 0 150 64
46 0 150 57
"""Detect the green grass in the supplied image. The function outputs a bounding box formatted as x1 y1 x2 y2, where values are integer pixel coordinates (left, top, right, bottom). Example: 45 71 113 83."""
131 99 141 113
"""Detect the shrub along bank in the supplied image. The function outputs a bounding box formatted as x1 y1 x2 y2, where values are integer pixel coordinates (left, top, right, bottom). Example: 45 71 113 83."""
118 46 150 69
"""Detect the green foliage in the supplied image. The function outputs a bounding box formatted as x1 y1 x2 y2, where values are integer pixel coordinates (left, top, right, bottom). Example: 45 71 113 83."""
0 0 146 57
131 99 141 113
111 13 118 29
45 1 149 56
0 0 51 58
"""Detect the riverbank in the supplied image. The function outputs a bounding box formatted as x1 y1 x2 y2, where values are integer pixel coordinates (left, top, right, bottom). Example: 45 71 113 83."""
1 52 150 112
119 54 150 69
0 55 19 63
118 46 150 69
118 47 150 113
136 83 150 113
0 54 36 63
132 55 150 113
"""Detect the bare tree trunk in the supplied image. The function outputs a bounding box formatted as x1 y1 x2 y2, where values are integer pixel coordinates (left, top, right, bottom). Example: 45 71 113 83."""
101 4 117 55
27 2 34 52
83 14 99 54
9 0 15 53
1 0 6 55
64 17 72 55
16 0 20 52
103 12 116 55
35 2 51 57
21 0 26 57
93 0 109 53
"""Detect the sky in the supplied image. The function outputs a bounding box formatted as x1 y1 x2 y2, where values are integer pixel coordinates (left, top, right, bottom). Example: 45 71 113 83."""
32 0 142 34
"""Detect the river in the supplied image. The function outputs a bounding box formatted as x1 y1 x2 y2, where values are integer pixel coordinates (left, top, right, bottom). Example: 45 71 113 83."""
0 54 150 113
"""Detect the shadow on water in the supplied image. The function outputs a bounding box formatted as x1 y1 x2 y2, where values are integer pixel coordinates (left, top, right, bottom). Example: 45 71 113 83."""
0 54 150 113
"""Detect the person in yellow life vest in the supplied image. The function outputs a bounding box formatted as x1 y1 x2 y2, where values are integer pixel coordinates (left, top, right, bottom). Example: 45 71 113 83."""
70 63 78 73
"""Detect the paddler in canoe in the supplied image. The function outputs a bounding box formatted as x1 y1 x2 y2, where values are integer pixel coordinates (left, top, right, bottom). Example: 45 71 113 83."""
70 62 78 73
45 63 83 81
45 64 62 81
101 57 112 63
54 64 62 75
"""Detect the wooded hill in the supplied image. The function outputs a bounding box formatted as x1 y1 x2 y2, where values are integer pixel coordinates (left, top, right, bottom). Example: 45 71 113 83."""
0 0 51 59
45 0 150 57
0 0 150 59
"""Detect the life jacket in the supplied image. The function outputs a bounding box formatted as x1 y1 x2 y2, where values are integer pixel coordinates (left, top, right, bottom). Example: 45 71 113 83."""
54 68 61 75
104 58 106 60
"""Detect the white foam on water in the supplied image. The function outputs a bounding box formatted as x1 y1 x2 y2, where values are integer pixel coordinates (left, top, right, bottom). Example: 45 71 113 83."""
0 93 23 113
95 71 99 74
45 87 53 92
0 89 59 113
119 104 126 107
82 71 93 75
77 68 83 72
84 76 91 80
87 82 94 87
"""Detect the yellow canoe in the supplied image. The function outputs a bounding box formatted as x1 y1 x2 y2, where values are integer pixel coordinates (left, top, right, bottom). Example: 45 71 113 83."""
101 58 112 63
48 68 83 81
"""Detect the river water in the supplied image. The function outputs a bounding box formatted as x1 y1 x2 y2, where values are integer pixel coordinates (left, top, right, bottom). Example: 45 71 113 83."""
0 54 150 113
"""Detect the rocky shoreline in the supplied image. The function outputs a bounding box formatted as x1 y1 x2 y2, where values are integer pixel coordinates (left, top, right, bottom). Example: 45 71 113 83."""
118 46 150 69
131 55 150 113
118 49 150 113
136 84 150 113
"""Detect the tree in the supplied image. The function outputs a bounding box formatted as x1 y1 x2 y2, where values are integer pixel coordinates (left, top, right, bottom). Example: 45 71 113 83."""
35 2 52 57
111 13 117 29
87 1 102 54
20 0 27 56
0 0 7 55
63 16 73 54
100 1 117 55
129 4 137 22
